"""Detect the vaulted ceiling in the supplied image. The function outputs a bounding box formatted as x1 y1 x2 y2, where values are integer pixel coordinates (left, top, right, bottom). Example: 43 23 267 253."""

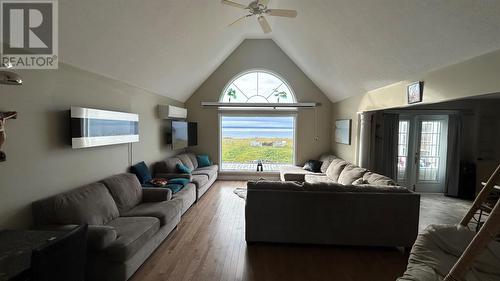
59 0 500 102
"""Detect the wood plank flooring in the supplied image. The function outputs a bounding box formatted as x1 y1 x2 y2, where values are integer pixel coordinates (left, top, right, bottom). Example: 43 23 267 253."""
131 181 428 281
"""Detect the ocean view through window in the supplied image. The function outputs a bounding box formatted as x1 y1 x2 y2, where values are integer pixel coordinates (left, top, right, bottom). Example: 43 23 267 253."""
220 116 295 171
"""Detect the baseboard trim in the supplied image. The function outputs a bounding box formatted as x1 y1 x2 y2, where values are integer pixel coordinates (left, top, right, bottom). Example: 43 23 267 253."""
218 172 280 181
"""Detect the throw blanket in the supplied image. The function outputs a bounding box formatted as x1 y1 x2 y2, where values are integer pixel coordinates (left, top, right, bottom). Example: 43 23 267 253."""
398 224 500 281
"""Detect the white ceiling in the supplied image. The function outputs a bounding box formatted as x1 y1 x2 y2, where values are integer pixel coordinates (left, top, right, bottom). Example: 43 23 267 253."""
58 0 500 102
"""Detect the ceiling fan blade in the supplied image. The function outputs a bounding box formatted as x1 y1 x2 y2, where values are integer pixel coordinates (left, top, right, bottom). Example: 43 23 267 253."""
266 9 297 18
221 0 247 9
228 15 251 26
258 0 270 6
257 15 271 34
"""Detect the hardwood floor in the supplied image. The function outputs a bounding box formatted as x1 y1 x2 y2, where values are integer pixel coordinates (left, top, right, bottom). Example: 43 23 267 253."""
131 181 424 281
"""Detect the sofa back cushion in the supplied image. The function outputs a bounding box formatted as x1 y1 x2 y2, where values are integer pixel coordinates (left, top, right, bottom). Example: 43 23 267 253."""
177 154 195 171
338 164 367 185
363 172 396 186
319 154 338 173
160 157 182 173
325 159 348 182
32 182 119 226
102 173 143 214
186 153 198 169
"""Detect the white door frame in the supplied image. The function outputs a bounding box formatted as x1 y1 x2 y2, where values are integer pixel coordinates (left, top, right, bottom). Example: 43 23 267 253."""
398 114 449 193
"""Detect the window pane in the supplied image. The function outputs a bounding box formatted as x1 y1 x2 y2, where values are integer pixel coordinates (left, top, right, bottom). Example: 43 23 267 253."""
221 71 294 103
397 120 410 182
221 84 248 103
258 72 283 97
418 121 442 182
220 116 294 171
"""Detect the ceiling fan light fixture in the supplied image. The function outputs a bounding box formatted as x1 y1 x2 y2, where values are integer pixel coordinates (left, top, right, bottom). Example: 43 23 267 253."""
222 0 297 33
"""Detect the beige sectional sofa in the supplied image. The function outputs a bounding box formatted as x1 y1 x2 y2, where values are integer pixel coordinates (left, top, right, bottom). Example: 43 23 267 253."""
248 155 421 248
32 173 197 281
153 152 218 200
279 154 337 181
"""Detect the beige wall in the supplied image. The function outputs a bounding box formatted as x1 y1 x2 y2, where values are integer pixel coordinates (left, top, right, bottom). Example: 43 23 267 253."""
0 63 183 229
186 39 332 166
331 49 500 163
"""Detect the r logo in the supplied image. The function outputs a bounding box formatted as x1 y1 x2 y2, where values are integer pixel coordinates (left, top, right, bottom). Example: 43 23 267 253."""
2 2 53 54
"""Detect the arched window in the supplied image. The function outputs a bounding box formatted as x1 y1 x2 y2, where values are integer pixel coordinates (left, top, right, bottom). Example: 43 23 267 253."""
220 70 296 103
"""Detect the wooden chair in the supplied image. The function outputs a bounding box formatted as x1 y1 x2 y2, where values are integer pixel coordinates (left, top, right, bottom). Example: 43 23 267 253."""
30 224 88 281
443 164 500 281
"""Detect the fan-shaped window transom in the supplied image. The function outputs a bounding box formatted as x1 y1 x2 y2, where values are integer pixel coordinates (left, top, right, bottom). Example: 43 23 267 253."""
220 70 296 103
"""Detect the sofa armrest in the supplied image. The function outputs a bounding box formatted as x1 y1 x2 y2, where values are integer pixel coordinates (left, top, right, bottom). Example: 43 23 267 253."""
36 224 117 251
155 173 192 180
142 187 172 202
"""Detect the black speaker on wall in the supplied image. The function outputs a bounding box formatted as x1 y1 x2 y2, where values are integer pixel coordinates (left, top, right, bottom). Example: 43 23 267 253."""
188 122 197 146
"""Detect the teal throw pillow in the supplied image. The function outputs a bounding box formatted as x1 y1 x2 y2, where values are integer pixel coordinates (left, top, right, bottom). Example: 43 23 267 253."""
130 161 152 184
176 163 192 174
196 154 211 167
166 183 183 194
168 178 190 186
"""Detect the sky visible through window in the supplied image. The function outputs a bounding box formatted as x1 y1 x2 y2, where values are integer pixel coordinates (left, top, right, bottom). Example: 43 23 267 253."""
221 116 294 138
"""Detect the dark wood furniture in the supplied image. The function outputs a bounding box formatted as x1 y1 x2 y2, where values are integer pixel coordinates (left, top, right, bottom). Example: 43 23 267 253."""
30 224 87 281
0 230 62 280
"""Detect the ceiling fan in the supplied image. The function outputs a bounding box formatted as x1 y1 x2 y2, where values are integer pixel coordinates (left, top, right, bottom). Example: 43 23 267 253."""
222 0 297 34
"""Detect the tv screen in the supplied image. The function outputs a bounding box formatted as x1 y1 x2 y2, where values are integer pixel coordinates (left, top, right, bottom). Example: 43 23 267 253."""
171 121 188 150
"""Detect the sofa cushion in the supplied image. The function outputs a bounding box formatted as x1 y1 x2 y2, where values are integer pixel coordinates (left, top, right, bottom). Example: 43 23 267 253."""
192 174 209 188
279 165 322 182
164 157 183 173
325 159 349 182
177 154 195 171
130 161 152 184
171 183 196 214
87 225 117 251
186 153 199 169
304 174 336 184
121 200 181 226
363 172 397 186
319 154 338 173
352 178 368 185
102 173 143 214
338 164 368 185
105 217 160 262
32 182 119 226
192 165 218 179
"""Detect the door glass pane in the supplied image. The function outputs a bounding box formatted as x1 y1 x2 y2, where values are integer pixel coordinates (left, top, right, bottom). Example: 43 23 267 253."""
397 120 410 181
418 121 442 181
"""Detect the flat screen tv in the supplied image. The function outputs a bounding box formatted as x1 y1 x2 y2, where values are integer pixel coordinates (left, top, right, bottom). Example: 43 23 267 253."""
70 106 139 149
171 121 188 150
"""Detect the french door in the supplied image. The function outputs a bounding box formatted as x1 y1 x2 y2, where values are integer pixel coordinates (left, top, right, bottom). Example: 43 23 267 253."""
397 115 448 193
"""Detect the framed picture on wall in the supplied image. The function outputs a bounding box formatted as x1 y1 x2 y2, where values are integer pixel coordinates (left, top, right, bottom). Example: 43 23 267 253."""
335 119 351 145
407 81 423 104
